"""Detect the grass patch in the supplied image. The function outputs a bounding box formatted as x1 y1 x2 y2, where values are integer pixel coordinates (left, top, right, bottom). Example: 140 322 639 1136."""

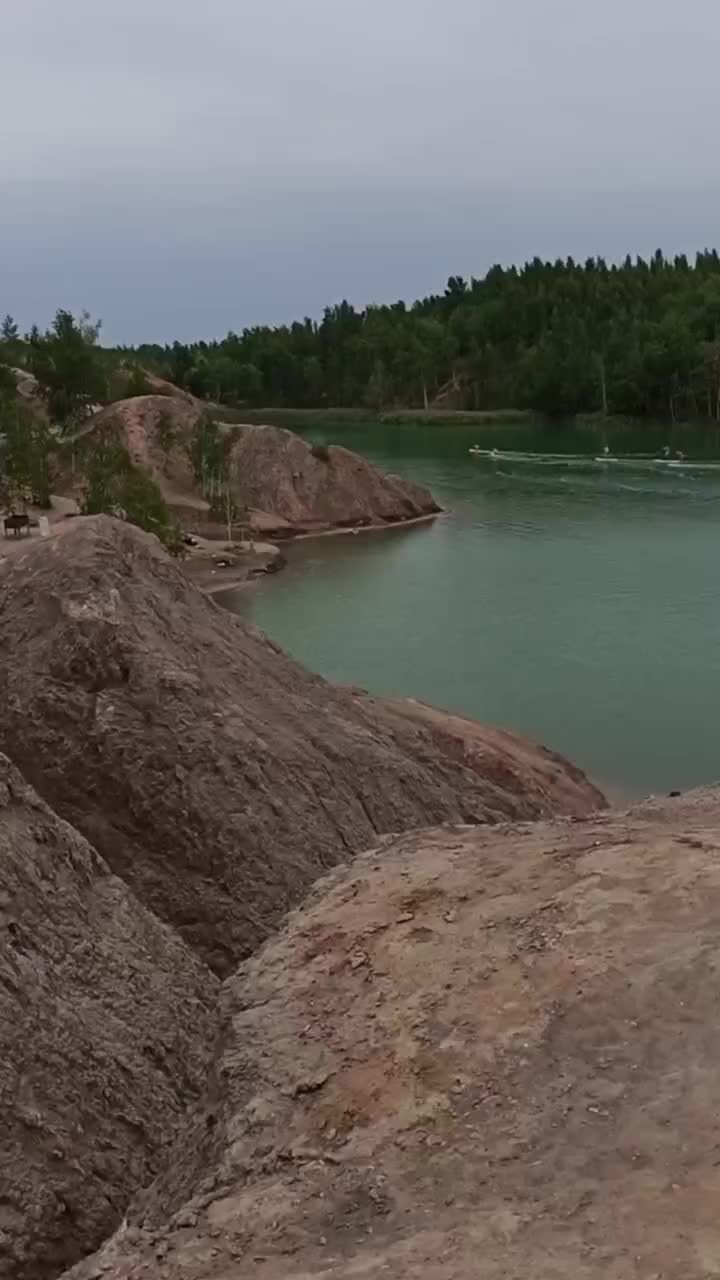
212 406 538 429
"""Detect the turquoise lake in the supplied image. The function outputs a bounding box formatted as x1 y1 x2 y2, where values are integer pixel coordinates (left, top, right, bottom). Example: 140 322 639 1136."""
222 423 720 800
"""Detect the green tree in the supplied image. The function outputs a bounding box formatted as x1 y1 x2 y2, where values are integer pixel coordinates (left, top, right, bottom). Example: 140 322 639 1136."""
0 316 22 376
19 247 720 425
0 364 17 400
28 309 107 425
107 362 154 402
235 362 263 403
0 402 51 507
188 413 241 538
364 360 387 412
80 425 179 550
189 412 226 500
1 315 18 343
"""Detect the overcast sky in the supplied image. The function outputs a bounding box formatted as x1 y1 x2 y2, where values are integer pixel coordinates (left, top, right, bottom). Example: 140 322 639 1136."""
2 0 719 342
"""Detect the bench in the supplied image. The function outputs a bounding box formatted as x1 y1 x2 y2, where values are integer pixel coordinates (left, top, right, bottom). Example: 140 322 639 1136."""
3 514 30 538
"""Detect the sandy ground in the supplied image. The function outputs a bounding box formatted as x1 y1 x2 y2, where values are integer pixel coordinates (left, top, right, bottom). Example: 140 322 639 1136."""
0 505 280 595
181 536 283 594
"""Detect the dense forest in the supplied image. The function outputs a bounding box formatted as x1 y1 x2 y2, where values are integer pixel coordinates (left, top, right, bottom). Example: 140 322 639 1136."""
3 250 720 423
126 250 720 421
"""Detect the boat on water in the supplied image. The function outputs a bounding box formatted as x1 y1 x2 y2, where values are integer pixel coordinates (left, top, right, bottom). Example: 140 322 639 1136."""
468 447 616 464
469 447 578 461
468 446 716 471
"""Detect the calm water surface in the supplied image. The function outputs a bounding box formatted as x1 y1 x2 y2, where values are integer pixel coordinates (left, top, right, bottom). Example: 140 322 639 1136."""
223 424 720 799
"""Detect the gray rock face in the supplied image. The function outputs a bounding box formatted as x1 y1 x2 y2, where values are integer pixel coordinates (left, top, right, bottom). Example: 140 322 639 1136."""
0 755 218 1280
0 517 602 977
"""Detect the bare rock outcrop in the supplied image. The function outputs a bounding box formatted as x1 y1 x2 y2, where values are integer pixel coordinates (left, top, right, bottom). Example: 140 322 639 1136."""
228 423 440 533
65 788 720 1280
0 517 601 975
9 366 41 402
0 755 218 1280
69 399 442 536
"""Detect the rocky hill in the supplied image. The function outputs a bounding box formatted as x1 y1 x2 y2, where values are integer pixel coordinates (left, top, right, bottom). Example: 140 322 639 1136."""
0 517 601 976
73 394 207 518
8 511 716 1280
63 788 720 1280
227 423 440 534
70 397 441 536
0 754 217 1280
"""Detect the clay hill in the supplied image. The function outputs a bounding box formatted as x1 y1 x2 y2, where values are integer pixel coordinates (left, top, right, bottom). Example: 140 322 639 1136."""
226 423 440 534
0 517 600 977
62 790 720 1280
0 753 218 1280
68 394 205 519
75 396 440 535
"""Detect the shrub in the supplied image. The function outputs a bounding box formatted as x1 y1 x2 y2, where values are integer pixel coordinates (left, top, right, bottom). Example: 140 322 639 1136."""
80 425 180 551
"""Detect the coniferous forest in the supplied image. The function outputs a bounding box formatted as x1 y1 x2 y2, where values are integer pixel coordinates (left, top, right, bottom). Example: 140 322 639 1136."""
4 251 720 425
128 251 720 422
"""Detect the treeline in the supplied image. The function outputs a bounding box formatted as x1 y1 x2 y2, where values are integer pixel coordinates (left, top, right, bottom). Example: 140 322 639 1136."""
0 310 150 422
4 251 720 423
124 250 720 422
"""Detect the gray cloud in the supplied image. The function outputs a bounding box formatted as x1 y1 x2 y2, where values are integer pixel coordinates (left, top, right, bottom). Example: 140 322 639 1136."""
2 0 720 339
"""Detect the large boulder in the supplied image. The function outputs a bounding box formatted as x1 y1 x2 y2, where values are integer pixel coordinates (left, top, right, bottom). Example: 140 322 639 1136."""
0 518 602 975
0 754 218 1280
228 423 440 533
64 788 720 1280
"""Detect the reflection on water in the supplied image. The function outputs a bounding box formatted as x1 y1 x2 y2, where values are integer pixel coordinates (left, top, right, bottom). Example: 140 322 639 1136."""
221 424 720 799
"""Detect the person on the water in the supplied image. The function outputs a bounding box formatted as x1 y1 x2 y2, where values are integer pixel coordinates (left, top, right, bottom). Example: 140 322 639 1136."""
602 445 610 456
662 445 671 458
